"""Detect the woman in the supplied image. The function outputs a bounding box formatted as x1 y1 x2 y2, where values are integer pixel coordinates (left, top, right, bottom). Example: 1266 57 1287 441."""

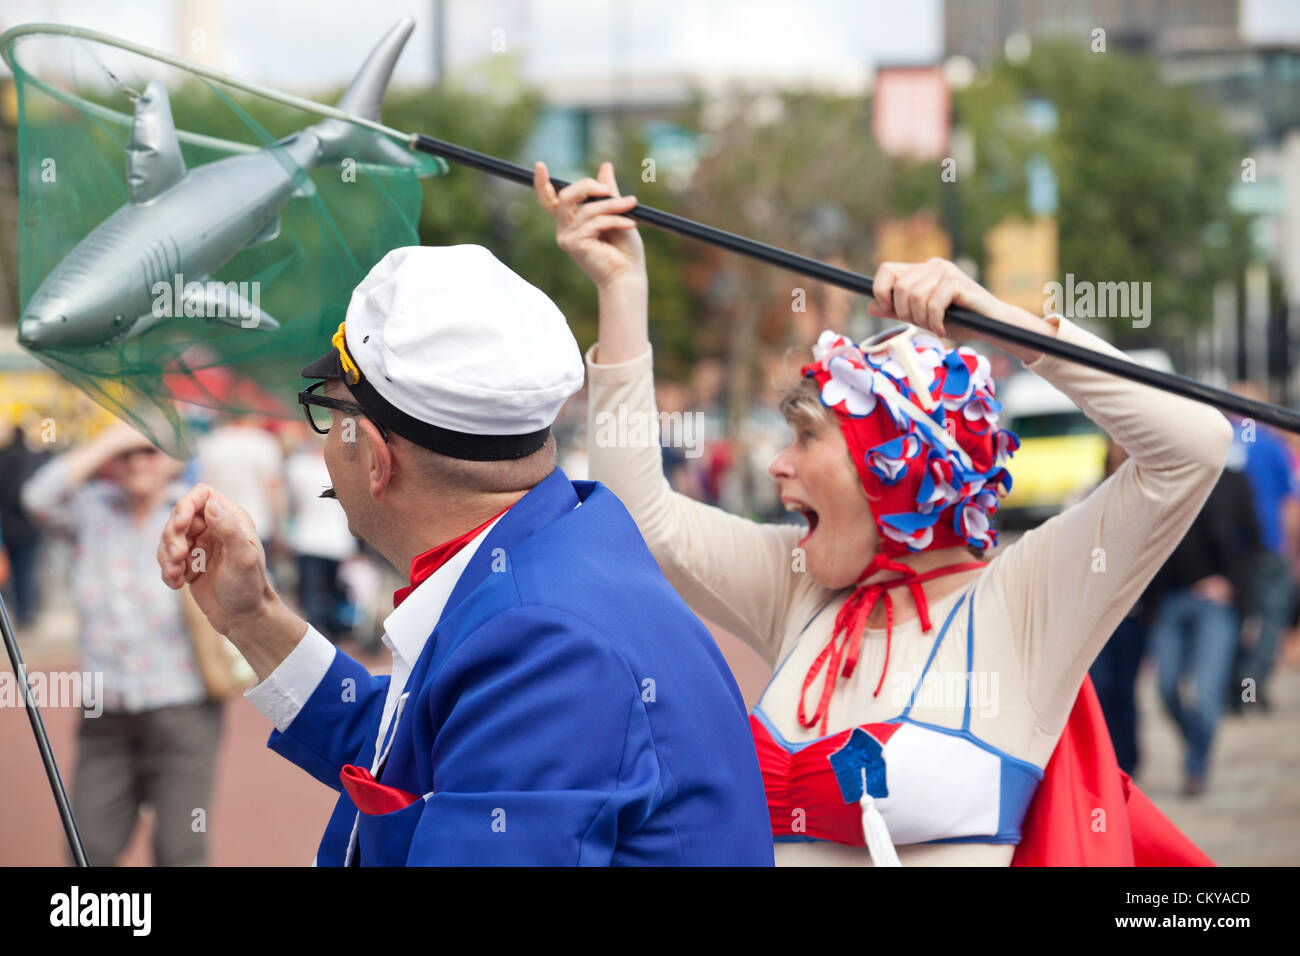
534 161 1231 865
22 422 227 865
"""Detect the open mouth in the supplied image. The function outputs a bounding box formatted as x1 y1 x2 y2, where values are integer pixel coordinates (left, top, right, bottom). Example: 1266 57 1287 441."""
784 498 820 544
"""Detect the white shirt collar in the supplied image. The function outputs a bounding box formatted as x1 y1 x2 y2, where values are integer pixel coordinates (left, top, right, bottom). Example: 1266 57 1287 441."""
381 513 506 669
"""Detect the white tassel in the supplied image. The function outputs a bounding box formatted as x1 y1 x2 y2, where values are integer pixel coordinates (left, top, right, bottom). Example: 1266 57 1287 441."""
859 768 902 867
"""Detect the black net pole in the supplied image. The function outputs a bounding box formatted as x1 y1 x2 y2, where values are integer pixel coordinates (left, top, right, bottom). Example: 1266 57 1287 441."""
409 132 1300 436
0 589 88 866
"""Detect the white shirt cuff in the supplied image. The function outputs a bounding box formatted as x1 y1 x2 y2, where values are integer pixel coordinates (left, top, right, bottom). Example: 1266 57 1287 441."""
243 625 336 733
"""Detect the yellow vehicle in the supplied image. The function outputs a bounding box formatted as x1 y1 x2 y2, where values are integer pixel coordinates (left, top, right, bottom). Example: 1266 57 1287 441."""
997 348 1172 528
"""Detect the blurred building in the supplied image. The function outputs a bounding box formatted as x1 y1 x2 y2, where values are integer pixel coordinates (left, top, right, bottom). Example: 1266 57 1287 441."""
945 0 1300 398
1162 36 1300 394
944 0 1240 62
440 0 916 179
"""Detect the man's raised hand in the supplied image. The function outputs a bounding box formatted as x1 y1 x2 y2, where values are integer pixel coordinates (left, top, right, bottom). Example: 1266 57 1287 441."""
158 483 270 637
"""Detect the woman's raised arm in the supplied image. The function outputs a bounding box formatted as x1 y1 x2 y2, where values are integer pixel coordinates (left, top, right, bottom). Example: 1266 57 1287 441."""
985 317 1232 731
535 161 811 665
533 161 648 365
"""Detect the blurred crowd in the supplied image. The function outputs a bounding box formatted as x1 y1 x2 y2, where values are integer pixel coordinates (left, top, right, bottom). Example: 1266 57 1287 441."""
0 415 396 651
555 353 813 529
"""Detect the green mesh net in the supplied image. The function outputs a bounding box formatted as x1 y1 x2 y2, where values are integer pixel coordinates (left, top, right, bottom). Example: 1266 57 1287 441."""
3 24 445 455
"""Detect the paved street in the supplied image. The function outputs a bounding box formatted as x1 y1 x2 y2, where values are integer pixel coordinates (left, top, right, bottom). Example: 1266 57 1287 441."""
1 610 1296 866
1131 660 1300 866
0 607 351 866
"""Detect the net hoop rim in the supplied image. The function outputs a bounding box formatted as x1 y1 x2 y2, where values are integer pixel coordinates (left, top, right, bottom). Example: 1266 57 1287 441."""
0 22 439 170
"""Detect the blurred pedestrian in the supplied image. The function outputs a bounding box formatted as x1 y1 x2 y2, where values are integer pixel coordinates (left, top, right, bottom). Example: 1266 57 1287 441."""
1147 448 1261 797
196 414 286 561
0 422 51 627
21 423 227 865
284 422 358 643
1227 383 1299 713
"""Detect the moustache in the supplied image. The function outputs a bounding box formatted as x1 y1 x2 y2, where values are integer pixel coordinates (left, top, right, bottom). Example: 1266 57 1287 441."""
319 487 337 499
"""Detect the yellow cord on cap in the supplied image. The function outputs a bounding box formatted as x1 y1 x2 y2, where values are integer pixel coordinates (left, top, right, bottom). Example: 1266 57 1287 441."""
331 321 361 385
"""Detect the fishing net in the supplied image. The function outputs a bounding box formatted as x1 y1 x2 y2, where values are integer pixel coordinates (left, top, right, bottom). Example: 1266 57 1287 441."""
3 23 445 455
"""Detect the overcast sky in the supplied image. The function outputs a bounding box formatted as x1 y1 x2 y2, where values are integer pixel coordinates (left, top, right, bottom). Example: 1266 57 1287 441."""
0 0 934 93
2 0 1297 95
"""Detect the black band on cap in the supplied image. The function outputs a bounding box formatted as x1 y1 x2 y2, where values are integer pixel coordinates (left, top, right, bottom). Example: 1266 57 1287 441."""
348 374 551 461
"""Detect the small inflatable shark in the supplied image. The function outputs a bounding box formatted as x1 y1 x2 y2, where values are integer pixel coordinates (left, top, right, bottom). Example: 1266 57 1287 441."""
19 17 421 350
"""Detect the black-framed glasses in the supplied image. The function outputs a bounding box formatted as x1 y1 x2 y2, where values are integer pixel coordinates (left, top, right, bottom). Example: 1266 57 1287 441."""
298 381 389 442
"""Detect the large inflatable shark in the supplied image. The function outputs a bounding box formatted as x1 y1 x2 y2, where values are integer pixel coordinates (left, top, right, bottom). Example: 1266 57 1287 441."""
18 17 421 351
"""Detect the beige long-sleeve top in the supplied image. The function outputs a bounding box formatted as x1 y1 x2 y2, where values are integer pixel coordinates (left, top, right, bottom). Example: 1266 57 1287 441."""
585 315 1233 866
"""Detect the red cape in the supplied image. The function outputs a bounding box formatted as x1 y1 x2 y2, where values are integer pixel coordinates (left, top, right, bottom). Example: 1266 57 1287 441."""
1011 675 1214 866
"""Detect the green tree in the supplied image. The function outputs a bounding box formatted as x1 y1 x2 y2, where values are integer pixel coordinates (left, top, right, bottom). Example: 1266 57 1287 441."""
676 90 933 415
955 41 1252 343
385 62 703 370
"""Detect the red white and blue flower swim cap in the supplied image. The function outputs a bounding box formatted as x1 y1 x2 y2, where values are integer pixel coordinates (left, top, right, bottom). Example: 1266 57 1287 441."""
800 327 1019 556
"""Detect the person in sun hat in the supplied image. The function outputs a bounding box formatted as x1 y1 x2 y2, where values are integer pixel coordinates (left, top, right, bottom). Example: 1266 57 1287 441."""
539 158 1225 865
22 420 226 866
157 243 773 866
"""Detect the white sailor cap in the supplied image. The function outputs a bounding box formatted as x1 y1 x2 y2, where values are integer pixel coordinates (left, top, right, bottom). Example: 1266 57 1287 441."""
301 245 583 460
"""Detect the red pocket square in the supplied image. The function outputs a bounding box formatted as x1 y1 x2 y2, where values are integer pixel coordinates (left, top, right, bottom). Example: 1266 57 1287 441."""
340 764 421 816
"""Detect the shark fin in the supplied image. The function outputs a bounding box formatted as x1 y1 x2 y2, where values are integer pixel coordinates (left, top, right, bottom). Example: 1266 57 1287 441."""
307 17 420 170
247 215 282 247
110 312 163 344
334 16 414 123
182 279 281 331
126 80 187 203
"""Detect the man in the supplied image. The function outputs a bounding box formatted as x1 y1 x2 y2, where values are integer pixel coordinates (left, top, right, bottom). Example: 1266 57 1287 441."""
1146 447 1261 797
1227 382 1299 713
283 421 358 643
22 422 224 865
158 245 773 866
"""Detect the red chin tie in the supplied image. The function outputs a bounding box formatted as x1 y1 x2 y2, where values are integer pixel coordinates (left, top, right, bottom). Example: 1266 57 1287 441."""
797 553 988 736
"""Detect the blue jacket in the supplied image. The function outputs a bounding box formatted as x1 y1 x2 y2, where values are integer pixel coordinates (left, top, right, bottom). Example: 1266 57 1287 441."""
267 468 774 865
